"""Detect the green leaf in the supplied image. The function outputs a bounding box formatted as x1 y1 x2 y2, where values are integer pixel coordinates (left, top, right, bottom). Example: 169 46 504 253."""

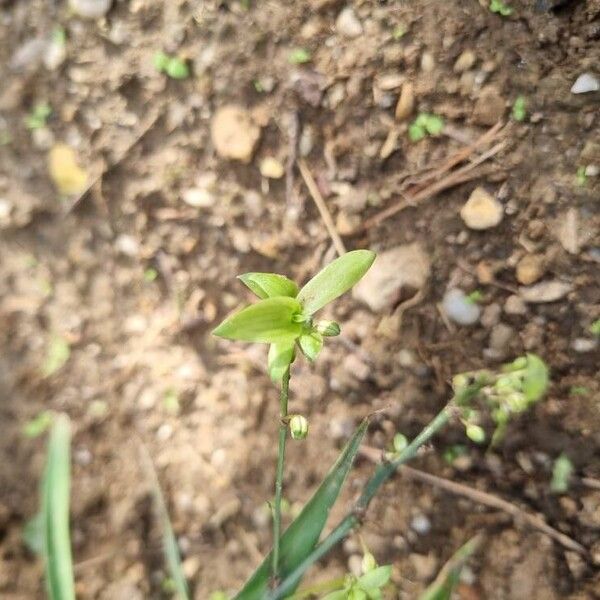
424 115 444 136
298 332 323 362
213 297 302 343
268 339 296 382
42 335 70 377
289 48 311 64
550 453 573 494
522 354 549 403
23 512 45 555
512 95 527 122
166 57 190 80
358 566 391 590
153 51 170 72
43 414 75 600
23 411 53 439
234 420 369 600
296 250 375 316
321 591 347 600
409 123 426 142
238 273 298 300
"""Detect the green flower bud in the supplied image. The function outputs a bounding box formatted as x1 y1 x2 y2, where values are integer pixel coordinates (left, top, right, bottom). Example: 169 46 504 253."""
466 424 486 444
393 433 408 453
315 319 341 337
289 414 309 440
361 551 377 574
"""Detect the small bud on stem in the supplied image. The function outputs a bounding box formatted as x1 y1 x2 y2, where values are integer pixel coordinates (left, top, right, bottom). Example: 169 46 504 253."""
289 415 309 440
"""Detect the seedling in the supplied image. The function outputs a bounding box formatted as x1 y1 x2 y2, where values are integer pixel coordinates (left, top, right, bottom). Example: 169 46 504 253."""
144 267 158 282
25 102 52 130
512 95 527 122
551 453 573 494
590 319 600 336
466 290 484 304
23 411 53 438
288 48 312 65
154 51 190 79
569 385 589 397
409 113 444 142
576 166 587 187
489 0 513 16
42 335 70 377
392 24 407 40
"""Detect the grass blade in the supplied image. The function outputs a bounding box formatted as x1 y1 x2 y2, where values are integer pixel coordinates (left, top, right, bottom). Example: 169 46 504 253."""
43 414 75 600
235 419 369 600
418 535 482 600
140 445 190 600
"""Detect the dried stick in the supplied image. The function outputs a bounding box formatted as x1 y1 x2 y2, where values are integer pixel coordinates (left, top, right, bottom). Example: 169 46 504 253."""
359 446 587 556
297 159 346 257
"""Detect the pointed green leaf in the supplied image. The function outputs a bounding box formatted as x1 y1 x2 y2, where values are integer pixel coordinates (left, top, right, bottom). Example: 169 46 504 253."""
522 354 549 403
238 273 298 300
321 591 347 600
297 250 376 315
358 566 392 590
268 339 296 382
43 414 75 600
213 297 302 343
234 419 369 600
298 332 323 362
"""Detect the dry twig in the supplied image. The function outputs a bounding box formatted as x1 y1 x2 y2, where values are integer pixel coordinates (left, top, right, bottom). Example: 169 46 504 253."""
359 446 588 556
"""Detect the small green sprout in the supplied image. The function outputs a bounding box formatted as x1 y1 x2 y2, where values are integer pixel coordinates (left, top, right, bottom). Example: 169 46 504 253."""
254 79 265 93
576 166 587 187
590 319 600 336
289 415 309 440
42 335 71 377
25 102 52 130
213 250 375 382
23 411 54 438
489 0 513 16
512 95 527 122
442 444 468 465
569 385 588 397
465 423 486 444
466 290 484 304
550 453 573 494
144 267 158 282
322 564 392 600
408 113 444 142
154 51 190 79
52 26 67 45
288 48 312 65
392 24 407 40
163 389 180 415
209 593 229 600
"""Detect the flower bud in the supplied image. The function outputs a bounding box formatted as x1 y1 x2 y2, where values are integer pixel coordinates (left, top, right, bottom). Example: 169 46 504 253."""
315 320 341 337
466 424 486 444
393 433 408 453
361 551 377 574
452 374 469 392
289 415 309 440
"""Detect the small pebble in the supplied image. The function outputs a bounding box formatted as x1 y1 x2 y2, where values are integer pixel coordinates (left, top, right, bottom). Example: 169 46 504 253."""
420 51 435 73
410 513 431 535
571 73 600 94
454 50 476 73
571 338 598 353
348 554 363 577
115 234 139 257
460 187 503 230
443 288 481 325
395 81 415 121
182 187 215 208
504 295 527 315
336 7 363 38
481 303 501 328
519 280 572 303
70 0 113 19
259 157 285 179
516 254 545 285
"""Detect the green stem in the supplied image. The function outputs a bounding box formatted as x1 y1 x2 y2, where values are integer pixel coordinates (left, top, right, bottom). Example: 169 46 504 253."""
268 403 455 600
271 367 291 582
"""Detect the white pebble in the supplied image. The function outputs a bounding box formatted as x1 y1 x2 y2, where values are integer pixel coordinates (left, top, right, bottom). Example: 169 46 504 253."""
70 0 113 19
411 514 431 535
571 338 598 353
443 289 481 325
571 73 600 94
336 7 363 38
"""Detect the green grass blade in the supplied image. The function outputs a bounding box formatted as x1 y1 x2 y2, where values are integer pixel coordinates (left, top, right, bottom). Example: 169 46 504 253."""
296 250 375 316
418 535 482 600
235 419 369 600
140 445 190 600
43 414 75 600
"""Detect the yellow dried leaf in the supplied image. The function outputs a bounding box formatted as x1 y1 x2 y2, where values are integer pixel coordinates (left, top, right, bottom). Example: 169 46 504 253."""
48 143 87 195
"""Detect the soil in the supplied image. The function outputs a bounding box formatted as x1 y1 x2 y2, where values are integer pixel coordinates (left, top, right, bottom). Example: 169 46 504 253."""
1 0 599 599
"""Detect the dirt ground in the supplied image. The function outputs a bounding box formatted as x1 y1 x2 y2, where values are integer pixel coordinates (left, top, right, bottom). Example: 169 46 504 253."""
1 0 599 598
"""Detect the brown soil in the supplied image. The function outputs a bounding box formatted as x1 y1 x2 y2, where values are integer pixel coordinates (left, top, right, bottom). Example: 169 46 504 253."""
1 0 599 598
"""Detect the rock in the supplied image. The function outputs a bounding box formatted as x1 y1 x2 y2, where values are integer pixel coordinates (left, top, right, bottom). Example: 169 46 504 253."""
481 303 501 328
70 0 113 19
489 323 514 357
409 553 438 581
348 554 363 577
454 50 476 73
10 38 46 71
504 294 527 315
44 37 67 71
48 143 88 195
460 187 503 230
379 128 400 159
182 187 215 208
473 86 505 126
571 338 598 353
395 81 415 121
115 234 139 257
410 514 431 535
519 280 572 303
353 243 431 312
211 105 261 163
259 157 285 179
571 73 600 94
555 208 580 255
516 254 545 285
336 7 363 38
442 289 481 325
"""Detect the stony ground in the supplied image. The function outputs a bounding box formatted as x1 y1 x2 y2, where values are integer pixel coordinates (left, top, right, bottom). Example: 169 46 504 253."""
0 0 599 598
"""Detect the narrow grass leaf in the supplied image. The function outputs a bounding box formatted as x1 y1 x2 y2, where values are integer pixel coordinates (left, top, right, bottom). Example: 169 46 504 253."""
297 250 375 316
213 297 302 343
238 273 298 300
418 536 481 600
141 446 190 600
235 419 369 600
43 414 75 600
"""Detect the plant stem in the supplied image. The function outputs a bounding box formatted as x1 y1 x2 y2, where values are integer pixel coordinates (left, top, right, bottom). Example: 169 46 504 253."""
268 403 454 600
271 367 291 582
